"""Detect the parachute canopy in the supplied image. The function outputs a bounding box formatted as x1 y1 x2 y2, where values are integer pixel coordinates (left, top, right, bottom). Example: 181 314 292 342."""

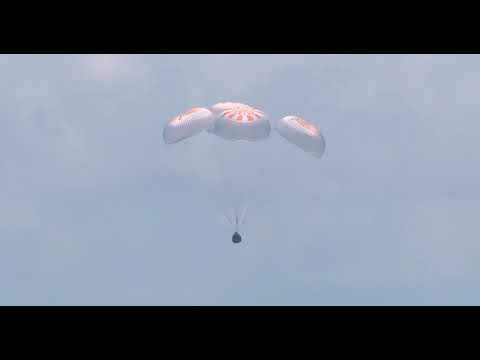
210 102 253 116
163 107 214 144
164 104 326 158
209 104 270 142
275 116 326 158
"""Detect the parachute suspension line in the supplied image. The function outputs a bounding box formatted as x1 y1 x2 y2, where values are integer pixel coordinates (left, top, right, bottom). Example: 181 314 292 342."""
239 203 248 225
224 213 234 226
235 209 239 232
229 201 247 233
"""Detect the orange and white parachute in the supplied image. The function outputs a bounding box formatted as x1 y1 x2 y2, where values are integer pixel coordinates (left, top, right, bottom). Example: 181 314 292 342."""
163 107 215 144
275 116 326 158
164 104 326 157
210 102 253 116
209 103 270 142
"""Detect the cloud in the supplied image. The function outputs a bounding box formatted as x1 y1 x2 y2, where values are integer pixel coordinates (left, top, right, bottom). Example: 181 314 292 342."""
1 54 480 304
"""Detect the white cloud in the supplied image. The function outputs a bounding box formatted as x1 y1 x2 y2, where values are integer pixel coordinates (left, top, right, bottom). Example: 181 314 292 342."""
1 54 480 304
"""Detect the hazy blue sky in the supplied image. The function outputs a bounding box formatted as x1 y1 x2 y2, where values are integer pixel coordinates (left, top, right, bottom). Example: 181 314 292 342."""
1 54 479 305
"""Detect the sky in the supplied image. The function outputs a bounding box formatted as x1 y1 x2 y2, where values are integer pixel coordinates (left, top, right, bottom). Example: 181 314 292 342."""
1 54 480 305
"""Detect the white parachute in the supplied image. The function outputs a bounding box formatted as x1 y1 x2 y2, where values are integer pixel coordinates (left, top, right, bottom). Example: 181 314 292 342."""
208 102 251 132
274 115 326 158
163 104 326 158
163 102 327 244
208 104 270 142
163 107 215 144
210 102 253 116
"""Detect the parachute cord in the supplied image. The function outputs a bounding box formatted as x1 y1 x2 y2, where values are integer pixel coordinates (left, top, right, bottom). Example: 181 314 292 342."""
235 209 239 233
217 143 249 235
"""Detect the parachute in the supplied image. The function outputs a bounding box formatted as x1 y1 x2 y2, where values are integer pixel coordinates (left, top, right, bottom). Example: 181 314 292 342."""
163 107 214 144
208 105 270 142
274 116 326 158
163 102 327 244
208 102 251 132
210 102 253 116
163 103 326 154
